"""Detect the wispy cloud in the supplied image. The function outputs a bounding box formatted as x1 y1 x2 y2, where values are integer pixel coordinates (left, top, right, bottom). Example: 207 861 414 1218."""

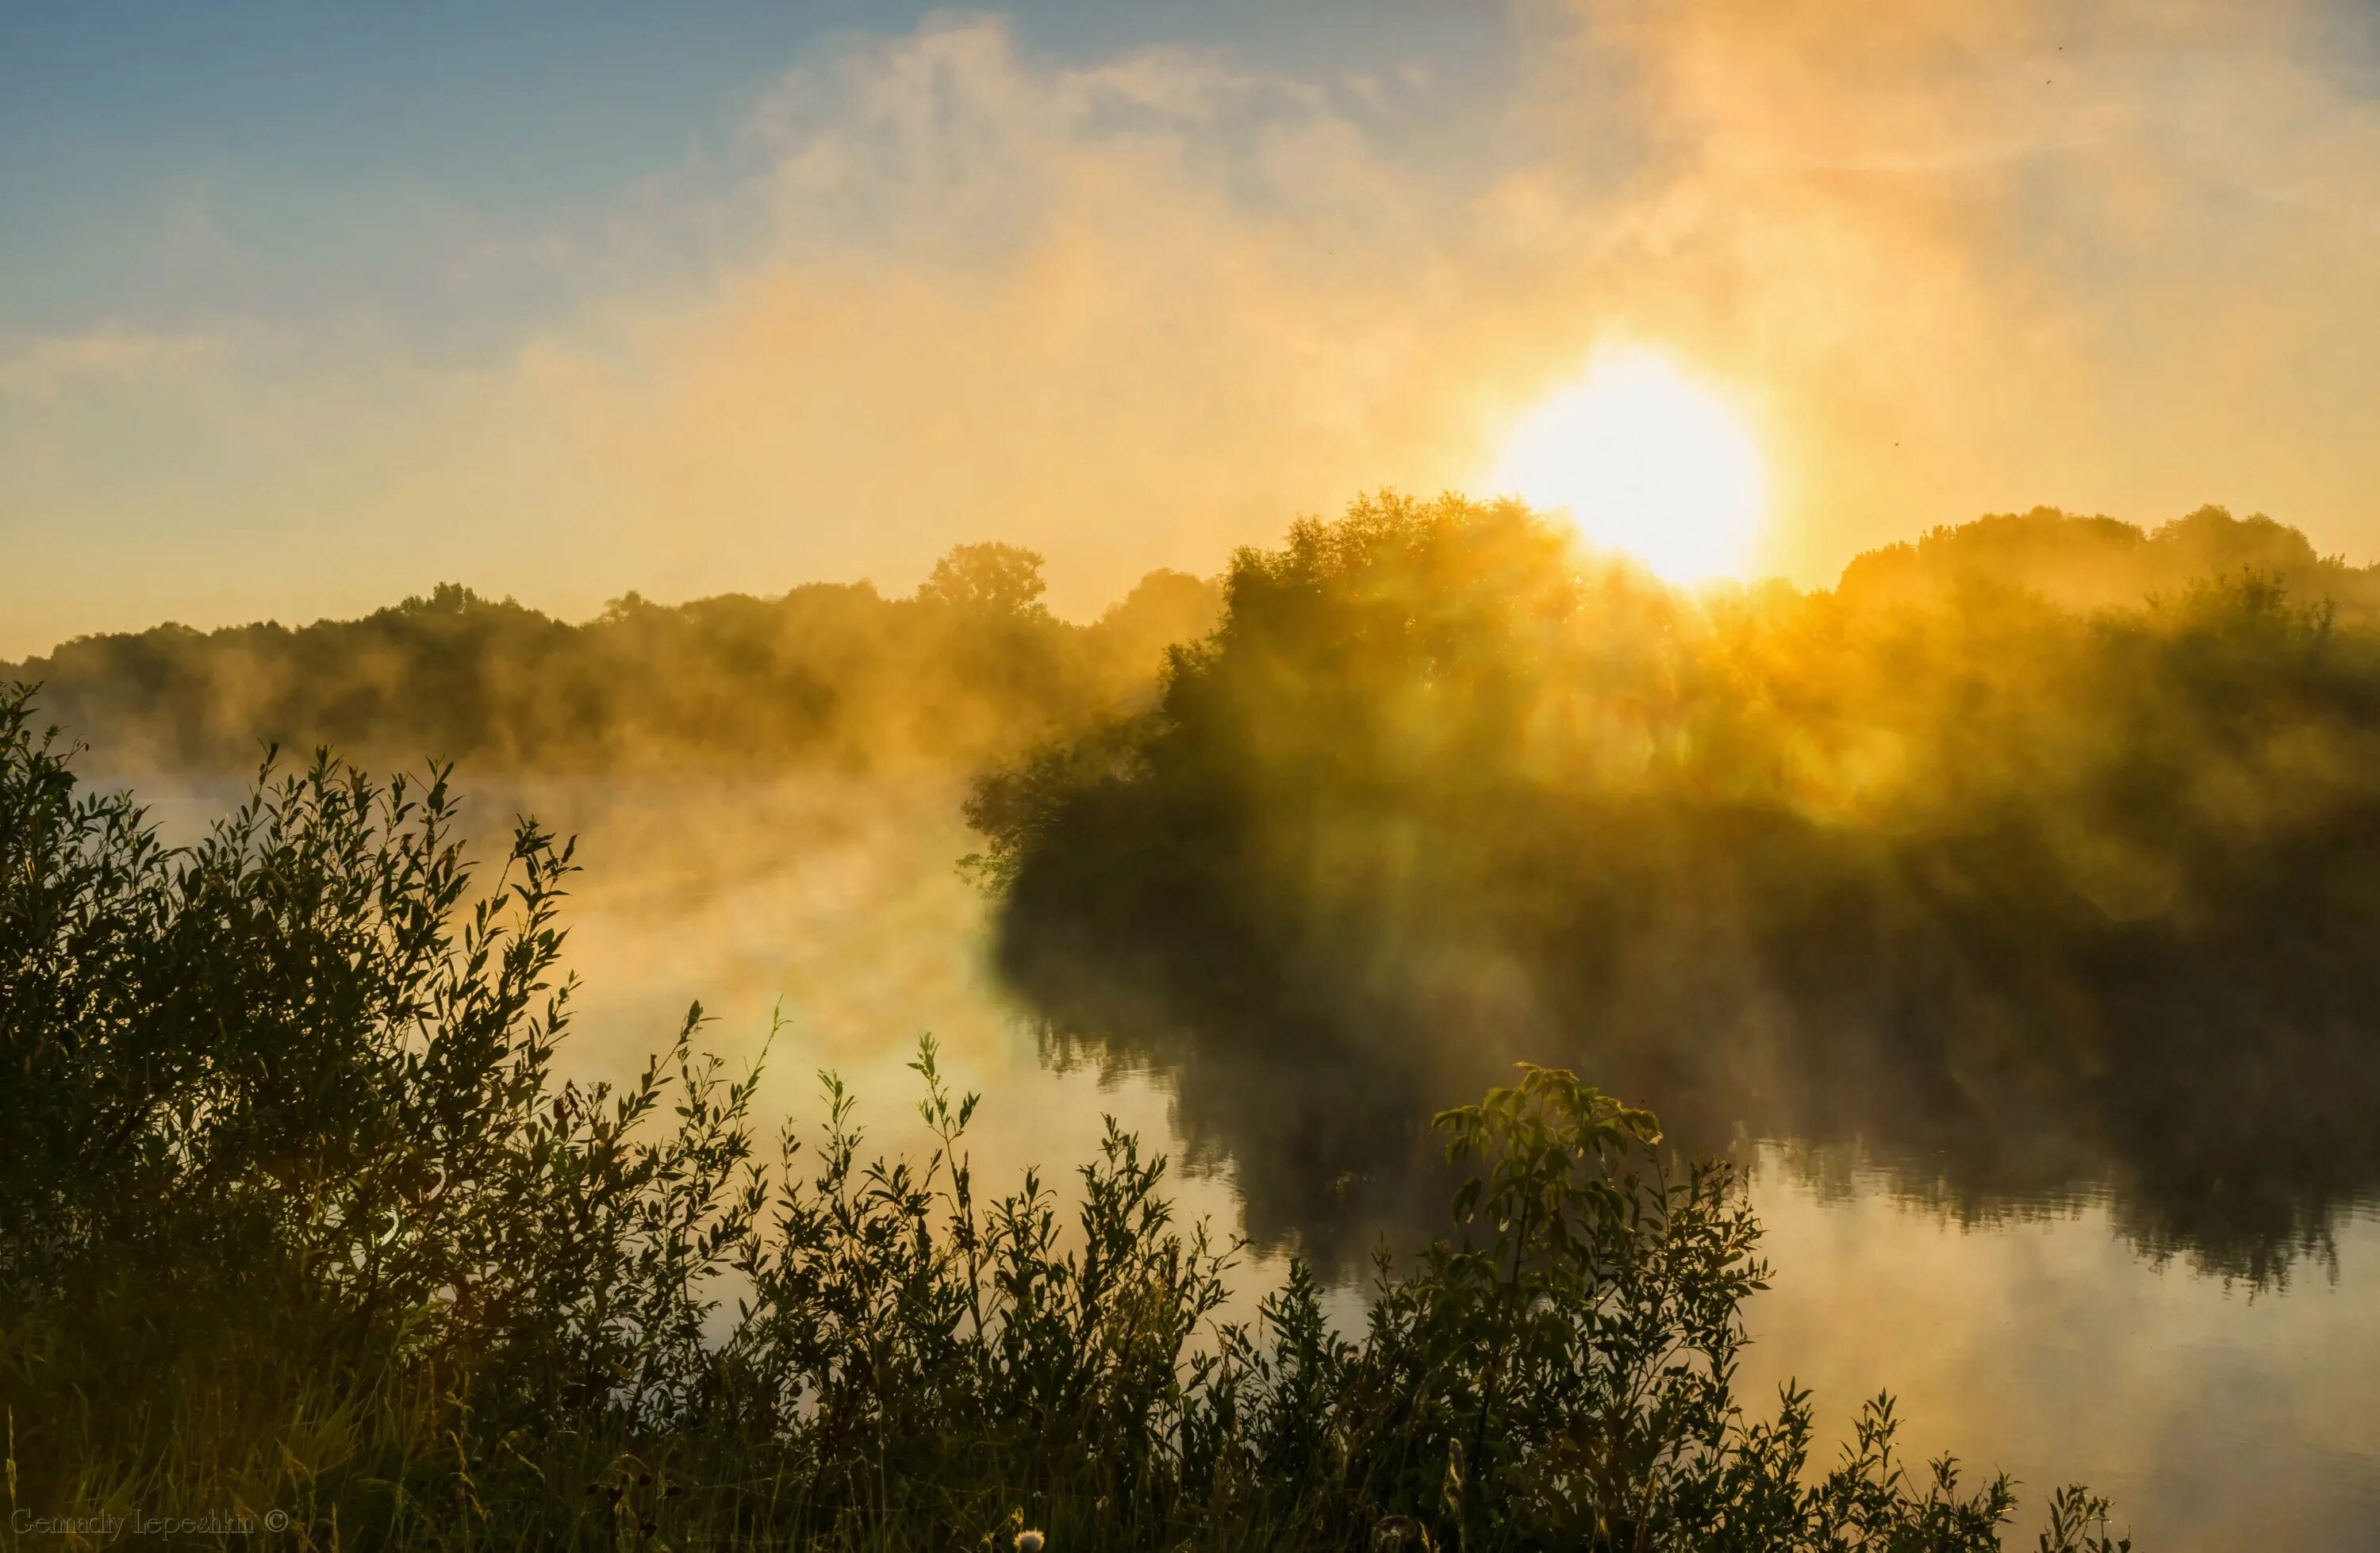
4 4 2378 655
0 328 214 404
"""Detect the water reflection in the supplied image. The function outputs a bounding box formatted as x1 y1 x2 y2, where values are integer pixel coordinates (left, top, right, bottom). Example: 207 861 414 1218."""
992 857 2380 1288
1735 1156 2380 1552
144 774 2380 1551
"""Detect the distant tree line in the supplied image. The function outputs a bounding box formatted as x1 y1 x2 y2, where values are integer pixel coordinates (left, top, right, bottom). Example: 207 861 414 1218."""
3 542 1222 775
1837 501 2380 617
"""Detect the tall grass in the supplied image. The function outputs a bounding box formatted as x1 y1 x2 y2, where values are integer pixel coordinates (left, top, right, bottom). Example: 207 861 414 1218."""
0 685 2125 1550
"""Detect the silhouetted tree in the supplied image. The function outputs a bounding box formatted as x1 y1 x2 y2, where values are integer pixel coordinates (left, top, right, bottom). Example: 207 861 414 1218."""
916 541 1051 616
974 493 2380 1281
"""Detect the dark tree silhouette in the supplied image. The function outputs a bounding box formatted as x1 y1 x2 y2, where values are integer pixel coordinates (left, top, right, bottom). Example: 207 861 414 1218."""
973 493 2380 1280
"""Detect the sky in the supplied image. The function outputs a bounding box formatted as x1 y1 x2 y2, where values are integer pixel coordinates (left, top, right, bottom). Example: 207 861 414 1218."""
3 0 2377 656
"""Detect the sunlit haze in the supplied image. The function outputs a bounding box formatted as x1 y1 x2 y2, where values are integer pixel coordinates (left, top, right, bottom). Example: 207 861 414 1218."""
1490 350 1766 584
5 2 2379 653
13 8 2380 1548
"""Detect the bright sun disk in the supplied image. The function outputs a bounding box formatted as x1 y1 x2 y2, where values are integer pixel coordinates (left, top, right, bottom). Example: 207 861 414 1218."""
1490 350 1767 585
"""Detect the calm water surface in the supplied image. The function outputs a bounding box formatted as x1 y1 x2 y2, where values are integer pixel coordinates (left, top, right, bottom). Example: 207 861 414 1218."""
160 773 2380 1551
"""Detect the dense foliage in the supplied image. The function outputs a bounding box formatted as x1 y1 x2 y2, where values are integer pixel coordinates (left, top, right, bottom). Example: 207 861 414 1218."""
970 495 2380 1279
0 544 1220 775
1837 504 2380 619
0 688 2125 1550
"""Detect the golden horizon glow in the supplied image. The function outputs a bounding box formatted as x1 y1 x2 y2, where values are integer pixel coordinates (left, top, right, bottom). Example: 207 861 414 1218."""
1490 350 1768 586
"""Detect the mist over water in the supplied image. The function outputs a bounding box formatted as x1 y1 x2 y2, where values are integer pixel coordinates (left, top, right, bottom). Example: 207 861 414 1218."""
29 499 2380 1547
17 1 2380 1536
442 771 2380 1553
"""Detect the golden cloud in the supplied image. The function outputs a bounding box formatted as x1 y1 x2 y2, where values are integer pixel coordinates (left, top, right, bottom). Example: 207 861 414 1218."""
5 4 2376 653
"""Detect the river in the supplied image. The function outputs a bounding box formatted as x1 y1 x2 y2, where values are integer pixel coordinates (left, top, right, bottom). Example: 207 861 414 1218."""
144 771 2380 1548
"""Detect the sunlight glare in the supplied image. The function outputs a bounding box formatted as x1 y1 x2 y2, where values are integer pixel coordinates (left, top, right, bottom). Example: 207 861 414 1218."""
1490 350 1768 585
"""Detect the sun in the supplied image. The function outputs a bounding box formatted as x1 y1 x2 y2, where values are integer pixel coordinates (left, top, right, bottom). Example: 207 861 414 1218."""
1489 349 1768 585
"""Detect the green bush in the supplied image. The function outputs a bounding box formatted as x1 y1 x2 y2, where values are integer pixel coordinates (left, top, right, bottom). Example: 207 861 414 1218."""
1 685 2124 1549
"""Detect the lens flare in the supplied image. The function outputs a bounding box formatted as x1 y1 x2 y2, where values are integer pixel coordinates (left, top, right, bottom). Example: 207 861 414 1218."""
1490 350 1768 585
